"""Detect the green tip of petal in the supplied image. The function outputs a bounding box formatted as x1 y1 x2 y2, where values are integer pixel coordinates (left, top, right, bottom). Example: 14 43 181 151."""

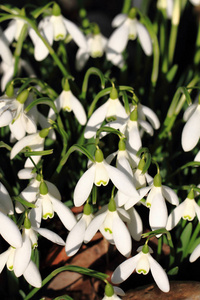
6 84 14 97
153 173 162 187
130 108 138 121
105 283 114 297
128 8 137 19
83 203 92 215
52 3 61 16
110 87 118 100
142 244 149 254
95 148 104 162
16 89 29 104
39 181 48 195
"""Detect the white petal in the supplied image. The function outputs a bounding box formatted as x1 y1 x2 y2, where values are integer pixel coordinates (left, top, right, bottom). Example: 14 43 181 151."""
1 63 14 92
84 103 108 139
13 233 32 277
183 103 198 122
63 18 87 49
65 217 86 256
70 93 87 125
0 109 13 126
139 120 154 136
9 116 26 140
149 192 168 231
139 104 160 129
113 214 132 257
84 211 107 243
105 162 139 197
0 182 14 215
74 165 95 207
29 198 42 228
190 244 200 262
111 14 127 27
166 201 185 231
111 253 140 284
124 186 151 210
36 227 65 246
128 121 142 151
3 20 16 44
10 133 38 159
75 47 90 71
46 181 61 200
181 105 200 151
0 32 13 65
115 191 130 207
18 168 34 179
113 286 125 296
136 22 152 56
51 197 76 230
194 202 200 222
149 255 170 292
162 185 179 206
108 22 129 53
117 152 133 179
0 212 22 248
127 207 143 241
23 260 42 288
194 150 200 162
0 249 11 273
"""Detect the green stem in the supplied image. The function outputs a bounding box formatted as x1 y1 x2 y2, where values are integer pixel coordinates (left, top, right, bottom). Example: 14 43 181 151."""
121 0 132 14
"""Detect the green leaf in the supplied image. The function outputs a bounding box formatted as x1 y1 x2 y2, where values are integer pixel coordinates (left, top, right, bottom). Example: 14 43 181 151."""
0 141 12 151
167 266 179 276
178 222 193 261
24 97 56 113
81 67 105 99
54 295 73 300
96 126 124 140
23 149 53 157
31 2 54 18
120 90 130 115
13 196 36 209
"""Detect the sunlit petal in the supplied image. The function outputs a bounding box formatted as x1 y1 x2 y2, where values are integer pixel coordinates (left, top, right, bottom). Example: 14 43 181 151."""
149 255 170 292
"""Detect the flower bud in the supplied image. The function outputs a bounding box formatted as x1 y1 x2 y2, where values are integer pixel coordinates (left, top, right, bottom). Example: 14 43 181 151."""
105 283 114 297
6 84 14 97
39 128 50 138
16 89 29 104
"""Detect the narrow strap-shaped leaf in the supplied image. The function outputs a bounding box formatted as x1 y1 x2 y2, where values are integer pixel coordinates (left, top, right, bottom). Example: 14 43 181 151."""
13 196 36 209
81 67 106 99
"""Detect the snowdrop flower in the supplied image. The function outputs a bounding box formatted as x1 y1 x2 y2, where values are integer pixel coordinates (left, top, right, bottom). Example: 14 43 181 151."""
76 24 108 70
0 88 37 140
84 87 127 139
181 103 200 152
84 198 132 257
10 128 49 168
0 211 22 248
74 148 139 207
157 0 174 19
111 243 170 293
31 180 76 230
48 79 87 125
65 203 93 256
166 189 200 231
126 207 143 241
0 182 14 215
0 246 42 288
145 173 179 232
29 3 87 61
107 8 152 57
190 242 200 263
102 282 125 300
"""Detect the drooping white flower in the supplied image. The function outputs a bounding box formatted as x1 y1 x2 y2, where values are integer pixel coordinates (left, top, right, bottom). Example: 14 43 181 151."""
102 283 125 300
0 247 42 288
76 24 108 70
84 87 127 139
181 103 200 152
29 3 87 61
48 80 87 126
0 211 22 248
10 128 49 168
74 148 139 207
107 8 152 57
31 180 76 230
111 244 170 293
65 203 94 256
0 88 37 140
166 189 200 231
84 199 132 257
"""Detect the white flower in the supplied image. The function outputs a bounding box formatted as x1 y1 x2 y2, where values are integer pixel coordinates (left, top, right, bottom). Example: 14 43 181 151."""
190 243 200 263
10 129 48 168
74 148 139 207
76 26 108 70
48 89 87 125
103 284 125 300
111 244 170 293
0 182 14 215
0 90 37 140
84 199 132 257
181 103 200 152
166 190 200 231
31 180 77 230
107 9 152 56
29 6 87 61
0 247 42 288
65 203 93 256
84 88 127 139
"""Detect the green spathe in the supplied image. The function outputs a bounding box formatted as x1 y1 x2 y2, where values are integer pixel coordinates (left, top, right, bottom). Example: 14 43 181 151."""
105 282 114 297
95 148 104 162
16 89 29 104
39 181 48 195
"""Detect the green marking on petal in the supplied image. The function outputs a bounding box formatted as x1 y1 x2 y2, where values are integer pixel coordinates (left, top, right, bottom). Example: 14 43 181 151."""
8 265 13 271
43 213 54 219
146 203 151 208
55 34 64 40
105 228 112 234
137 269 147 274
96 180 107 186
129 34 136 40
106 116 117 122
63 106 71 112
32 243 38 249
183 215 192 220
